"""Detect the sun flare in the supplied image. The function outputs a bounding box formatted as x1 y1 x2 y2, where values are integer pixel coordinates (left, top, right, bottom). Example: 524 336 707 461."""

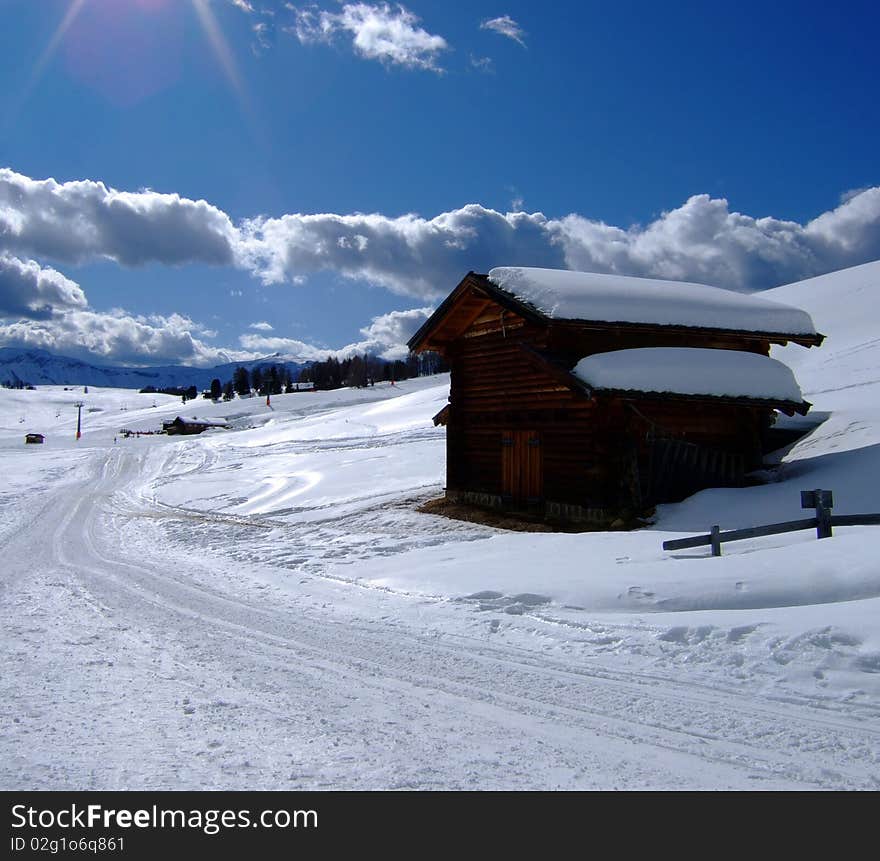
190 0 248 107
25 0 248 113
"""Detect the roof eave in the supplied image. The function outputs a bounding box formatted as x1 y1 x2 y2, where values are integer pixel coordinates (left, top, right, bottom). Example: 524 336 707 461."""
407 272 549 354
409 271 825 351
547 316 823 348
483 273 824 347
588 386 811 416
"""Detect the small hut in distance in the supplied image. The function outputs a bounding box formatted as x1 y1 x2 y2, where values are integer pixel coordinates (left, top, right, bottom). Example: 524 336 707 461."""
408 267 823 525
25 433 45 444
162 416 229 435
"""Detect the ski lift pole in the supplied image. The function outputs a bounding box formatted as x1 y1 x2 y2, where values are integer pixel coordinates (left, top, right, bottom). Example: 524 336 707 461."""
74 400 84 440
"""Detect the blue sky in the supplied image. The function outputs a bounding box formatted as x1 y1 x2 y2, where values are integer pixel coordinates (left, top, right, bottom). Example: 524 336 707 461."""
0 0 878 366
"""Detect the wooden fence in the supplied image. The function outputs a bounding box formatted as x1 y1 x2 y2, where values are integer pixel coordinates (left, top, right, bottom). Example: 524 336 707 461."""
662 489 880 556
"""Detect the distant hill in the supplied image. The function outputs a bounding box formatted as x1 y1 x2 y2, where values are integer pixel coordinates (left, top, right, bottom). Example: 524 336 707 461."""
0 347 307 390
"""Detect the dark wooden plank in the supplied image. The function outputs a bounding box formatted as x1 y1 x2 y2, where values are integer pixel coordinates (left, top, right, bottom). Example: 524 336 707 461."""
830 513 880 526
663 518 818 550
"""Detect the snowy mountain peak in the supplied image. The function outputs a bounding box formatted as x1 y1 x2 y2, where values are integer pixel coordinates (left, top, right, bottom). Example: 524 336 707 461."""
0 347 305 390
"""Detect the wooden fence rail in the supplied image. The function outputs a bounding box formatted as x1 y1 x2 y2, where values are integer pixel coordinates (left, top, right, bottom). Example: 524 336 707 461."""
662 489 880 556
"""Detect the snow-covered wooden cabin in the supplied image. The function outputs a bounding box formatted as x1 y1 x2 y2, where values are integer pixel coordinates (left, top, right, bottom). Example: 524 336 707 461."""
162 416 229 435
408 267 823 524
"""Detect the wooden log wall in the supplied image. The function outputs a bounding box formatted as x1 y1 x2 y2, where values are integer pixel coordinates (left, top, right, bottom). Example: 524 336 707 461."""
547 323 772 364
444 303 779 514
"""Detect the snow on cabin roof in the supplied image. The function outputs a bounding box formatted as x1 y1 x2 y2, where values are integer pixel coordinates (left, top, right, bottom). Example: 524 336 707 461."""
487 267 818 337
173 416 228 427
572 348 805 405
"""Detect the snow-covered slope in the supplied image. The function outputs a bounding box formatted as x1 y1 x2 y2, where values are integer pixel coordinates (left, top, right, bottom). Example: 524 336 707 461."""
103 260 880 698
766 259 880 404
3 262 880 791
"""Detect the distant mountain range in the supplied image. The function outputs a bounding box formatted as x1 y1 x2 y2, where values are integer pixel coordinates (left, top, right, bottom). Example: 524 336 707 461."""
0 347 307 390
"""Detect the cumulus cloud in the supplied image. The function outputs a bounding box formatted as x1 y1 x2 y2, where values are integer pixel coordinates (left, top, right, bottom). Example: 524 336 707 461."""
3 166 880 368
5 167 880 302
351 305 434 358
237 205 564 298
0 254 87 319
290 3 449 71
236 188 880 297
248 321 274 331
240 305 434 361
0 308 258 367
553 189 880 290
0 168 236 266
238 333 331 361
480 15 526 47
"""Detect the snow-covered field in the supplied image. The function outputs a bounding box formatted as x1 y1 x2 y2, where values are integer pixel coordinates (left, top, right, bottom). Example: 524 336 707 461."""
2 262 880 790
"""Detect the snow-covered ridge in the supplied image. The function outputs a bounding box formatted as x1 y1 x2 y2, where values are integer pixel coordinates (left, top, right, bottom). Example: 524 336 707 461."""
572 347 804 404
766 259 880 402
0 346 305 390
487 266 818 336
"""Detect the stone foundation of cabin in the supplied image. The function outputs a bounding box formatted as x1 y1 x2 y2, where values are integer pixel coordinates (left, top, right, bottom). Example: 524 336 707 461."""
543 500 615 525
448 490 504 510
444 489 623 528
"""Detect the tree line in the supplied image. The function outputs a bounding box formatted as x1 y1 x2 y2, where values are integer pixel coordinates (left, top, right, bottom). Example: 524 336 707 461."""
138 352 448 403
298 352 447 390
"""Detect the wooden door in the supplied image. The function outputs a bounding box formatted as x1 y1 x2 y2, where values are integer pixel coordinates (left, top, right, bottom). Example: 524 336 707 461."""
501 430 543 504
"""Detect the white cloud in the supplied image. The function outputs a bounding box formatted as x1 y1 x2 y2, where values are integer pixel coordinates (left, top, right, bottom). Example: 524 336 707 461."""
3 166 880 367
0 308 259 367
0 254 87 319
291 3 449 71
248 320 274 331
0 168 236 266
235 187 880 298
840 186 870 204
553 189 880 290
480 15 526 48
7 167 879 302
240 305 433 361
238 332 331 361
227 0 255 12
354 305 433 359
470 54 494 73
237 204 563 298
251 20 274 54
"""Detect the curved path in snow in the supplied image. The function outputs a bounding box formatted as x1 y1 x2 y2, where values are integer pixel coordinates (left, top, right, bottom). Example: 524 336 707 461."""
2 445 879 790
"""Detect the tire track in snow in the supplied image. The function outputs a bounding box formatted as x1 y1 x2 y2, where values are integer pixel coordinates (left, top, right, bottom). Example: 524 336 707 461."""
25 447 880 789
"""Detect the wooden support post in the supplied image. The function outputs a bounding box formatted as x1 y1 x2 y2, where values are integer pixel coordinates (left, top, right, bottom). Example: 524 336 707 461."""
710 524 721 557
815 493 833 539
802 488 834 540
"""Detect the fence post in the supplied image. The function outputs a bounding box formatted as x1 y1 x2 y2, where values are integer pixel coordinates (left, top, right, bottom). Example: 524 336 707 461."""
815 491 833 539
710 524 721 557
801 488 834 539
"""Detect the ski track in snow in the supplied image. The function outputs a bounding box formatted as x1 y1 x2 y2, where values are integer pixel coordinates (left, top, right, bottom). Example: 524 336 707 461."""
4 261 880 790
2 438 879 790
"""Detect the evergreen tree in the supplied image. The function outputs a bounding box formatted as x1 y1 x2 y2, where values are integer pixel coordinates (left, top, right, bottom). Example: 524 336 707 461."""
251 366 264 395
267 365 281 395
210 378 222 401
233 366 251 396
